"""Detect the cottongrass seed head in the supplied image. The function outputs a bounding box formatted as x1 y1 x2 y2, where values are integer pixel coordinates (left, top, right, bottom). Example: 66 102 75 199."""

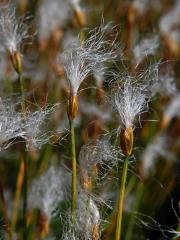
0 2 33 54
61 189 100 240
113 78 147 130
110 63 159 155
111 62 159 129
59 22 121 96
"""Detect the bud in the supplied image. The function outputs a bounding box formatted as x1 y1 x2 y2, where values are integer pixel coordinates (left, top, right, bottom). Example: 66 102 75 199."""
120 127 134 156
10 51 22 74
67 94 78 120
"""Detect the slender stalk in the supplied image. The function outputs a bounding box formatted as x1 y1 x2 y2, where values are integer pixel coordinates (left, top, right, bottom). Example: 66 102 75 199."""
23 155 28 240
115 156 129 240
125 181 144 240
18 72 25 115
104 176 136 240
69 119 77 222
18 72 27 240
11 160 24 231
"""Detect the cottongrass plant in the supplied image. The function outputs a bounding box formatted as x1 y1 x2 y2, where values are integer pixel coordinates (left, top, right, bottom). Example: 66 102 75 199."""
110 70 153 239
0 3 35 238
59 22 120 119
59 22 120 223
0 2 33 75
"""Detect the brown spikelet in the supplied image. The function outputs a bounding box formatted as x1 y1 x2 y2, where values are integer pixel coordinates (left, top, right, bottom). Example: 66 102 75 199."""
10 51 22 74
120 127 134 156
67 94 78 120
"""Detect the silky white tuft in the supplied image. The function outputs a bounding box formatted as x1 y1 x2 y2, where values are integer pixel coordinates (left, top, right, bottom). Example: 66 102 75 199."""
28 165 69 219
0 98 25 150
113 78 147 129
0 3 33 54
59 23 121 95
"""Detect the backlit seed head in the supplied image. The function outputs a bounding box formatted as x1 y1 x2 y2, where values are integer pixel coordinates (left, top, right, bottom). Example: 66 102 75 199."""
59 22 121 96
0 3 33 54
113 78 147 129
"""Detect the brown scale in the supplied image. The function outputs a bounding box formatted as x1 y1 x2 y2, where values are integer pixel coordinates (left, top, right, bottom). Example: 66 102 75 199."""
67 94 78 121
120 127 134 156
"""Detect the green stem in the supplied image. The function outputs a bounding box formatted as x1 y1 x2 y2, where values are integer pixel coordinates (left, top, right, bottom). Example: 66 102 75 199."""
18 72 25 115
125 181 144 240
115 156 129 240
69 120 77 222
18 72 27 240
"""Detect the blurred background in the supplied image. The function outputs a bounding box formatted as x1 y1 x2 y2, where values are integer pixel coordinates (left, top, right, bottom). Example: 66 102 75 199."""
0 0 179 239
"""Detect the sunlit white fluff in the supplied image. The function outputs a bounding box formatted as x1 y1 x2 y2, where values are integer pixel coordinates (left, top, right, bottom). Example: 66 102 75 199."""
163 94 180 120
0 98 25 150
111 63 159 128
79 139 122 184
132 0 149 15
141 133 175 177
37 0 71 40
24 105 56 150
0 3 32 54
59 23 120 95
133 35 159 65
28 165 69 219
159 1 180 34
75 190 100 239
60 45 94 95
113 79 147 129
156 70 177 97
61 189 100 240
